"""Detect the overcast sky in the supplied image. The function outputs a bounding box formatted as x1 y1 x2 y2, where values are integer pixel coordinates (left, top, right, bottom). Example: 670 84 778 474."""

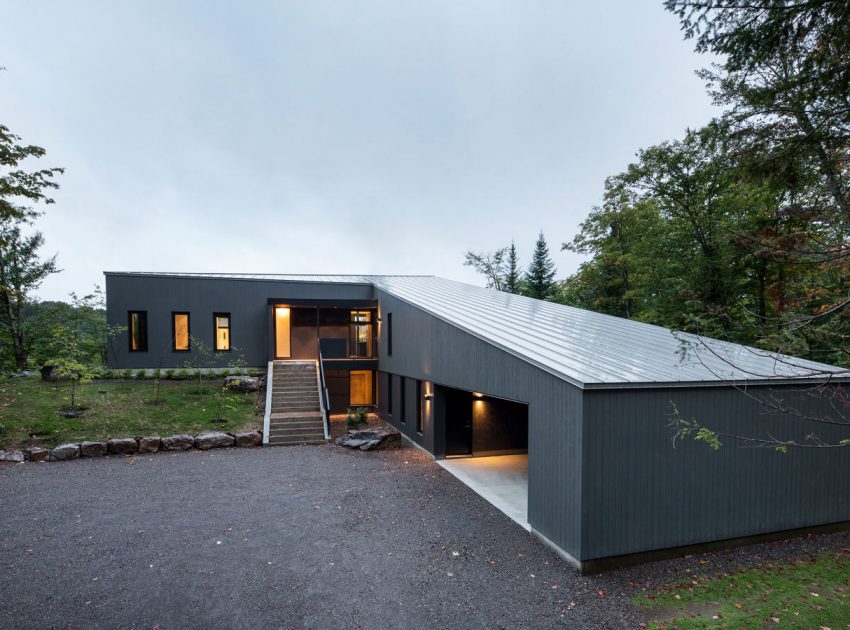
1 1 717 301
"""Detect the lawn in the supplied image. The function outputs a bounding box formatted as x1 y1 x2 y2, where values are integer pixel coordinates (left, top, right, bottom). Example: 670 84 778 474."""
0 375 261 449
636 550 850 629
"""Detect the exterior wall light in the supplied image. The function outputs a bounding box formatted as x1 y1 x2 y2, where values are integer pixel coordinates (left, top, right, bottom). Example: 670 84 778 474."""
424 394 433 401
473 392 484 399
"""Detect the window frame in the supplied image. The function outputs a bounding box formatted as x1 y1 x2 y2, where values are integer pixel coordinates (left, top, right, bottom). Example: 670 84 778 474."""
399 376 406 424
214 312 231 352
171 311 191 352
416 380 423 434
128 311 148 352
386 372 393 417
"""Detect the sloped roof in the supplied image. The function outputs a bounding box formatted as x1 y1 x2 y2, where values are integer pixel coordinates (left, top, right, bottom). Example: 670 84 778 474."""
105 271 847 388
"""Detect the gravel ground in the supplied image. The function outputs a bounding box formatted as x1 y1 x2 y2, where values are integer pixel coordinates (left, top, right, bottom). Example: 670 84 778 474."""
1 441 847 630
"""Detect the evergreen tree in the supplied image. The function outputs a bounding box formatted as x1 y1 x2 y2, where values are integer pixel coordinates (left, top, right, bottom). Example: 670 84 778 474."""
523 231 557 300
505 241 521 294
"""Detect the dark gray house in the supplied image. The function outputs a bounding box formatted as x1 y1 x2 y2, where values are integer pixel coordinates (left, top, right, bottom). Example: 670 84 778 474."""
105 271 850 572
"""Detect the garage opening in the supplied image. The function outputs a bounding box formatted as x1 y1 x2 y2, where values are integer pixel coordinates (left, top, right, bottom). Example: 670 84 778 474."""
435 385 529 529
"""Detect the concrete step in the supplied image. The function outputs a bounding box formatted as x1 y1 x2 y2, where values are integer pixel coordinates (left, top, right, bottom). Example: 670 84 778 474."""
272 387 318 394
268 438 325 446
271 406 321 413
270 427 324 437
270 423 323 433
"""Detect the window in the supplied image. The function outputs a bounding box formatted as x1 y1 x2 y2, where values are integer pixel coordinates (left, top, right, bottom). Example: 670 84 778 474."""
172 312 190 351
387 312 392 356
416 380 423 433
214 313 231 351
350 370 373 405
399 376 406 423
386 373 393 416
350 310 373 357
129 311 148 352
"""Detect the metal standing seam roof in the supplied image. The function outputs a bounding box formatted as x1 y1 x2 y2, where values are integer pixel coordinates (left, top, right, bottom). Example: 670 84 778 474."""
106 272 847 388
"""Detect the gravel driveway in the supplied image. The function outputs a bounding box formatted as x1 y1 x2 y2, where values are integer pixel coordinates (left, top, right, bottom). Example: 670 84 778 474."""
1 442 847 629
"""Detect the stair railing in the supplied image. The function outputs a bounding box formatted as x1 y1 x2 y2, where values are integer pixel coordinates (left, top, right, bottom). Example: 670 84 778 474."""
317 345 331 440
262 360 273 445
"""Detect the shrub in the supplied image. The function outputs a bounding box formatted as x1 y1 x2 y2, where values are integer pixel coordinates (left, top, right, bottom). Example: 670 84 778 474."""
356 407 369 424
175 368 189 380
164 369 175 380
121 368 132 380
346 409 360 429
220 368 230 378
134 369 147 380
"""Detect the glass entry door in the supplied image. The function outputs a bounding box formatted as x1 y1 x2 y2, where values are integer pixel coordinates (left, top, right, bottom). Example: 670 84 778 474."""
274 307 291 358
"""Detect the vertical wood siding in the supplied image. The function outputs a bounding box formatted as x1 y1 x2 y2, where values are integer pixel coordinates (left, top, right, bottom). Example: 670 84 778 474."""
581 386 850 560
374 289 584 558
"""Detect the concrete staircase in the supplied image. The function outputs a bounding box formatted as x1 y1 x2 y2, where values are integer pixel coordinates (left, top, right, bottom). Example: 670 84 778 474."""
268 361 326 446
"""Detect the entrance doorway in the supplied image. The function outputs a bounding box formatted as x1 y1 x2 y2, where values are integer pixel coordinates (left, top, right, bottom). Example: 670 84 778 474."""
444 388 473 457
349 370 374 406
274 307 291 359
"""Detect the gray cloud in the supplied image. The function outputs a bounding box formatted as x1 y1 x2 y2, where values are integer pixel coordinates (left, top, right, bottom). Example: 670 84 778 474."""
0 0 717 300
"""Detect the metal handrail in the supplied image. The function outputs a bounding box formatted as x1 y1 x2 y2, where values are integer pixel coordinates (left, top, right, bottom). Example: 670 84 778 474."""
317 344 331 440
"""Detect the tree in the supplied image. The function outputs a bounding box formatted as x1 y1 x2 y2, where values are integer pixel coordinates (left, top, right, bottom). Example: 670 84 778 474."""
463 247 508 291
0 123 63 370
523 231 557 300
504 241 522 294
0 124 63 223
49 291 102 412
0 220 58 370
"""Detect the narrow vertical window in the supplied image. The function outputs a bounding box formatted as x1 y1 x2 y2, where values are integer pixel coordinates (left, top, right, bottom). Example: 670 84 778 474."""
387 312 393 356
387 373 393 416
214 313 231 351
399 376 406 424
172 312 190 351
350 311 373 357
416 380 423 433
129 311 148 352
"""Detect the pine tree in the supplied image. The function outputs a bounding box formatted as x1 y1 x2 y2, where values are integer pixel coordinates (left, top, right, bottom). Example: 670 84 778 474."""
505 241 521 294
524 231 557 300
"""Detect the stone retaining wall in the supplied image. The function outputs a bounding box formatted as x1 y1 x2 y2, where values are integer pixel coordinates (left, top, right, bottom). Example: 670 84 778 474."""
0 430 263 464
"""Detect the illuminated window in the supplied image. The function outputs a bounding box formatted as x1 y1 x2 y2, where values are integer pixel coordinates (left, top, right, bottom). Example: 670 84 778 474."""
350 370 373 406
350 310 373 358
128 311 147 352
172 312 190 351
214 313 230 351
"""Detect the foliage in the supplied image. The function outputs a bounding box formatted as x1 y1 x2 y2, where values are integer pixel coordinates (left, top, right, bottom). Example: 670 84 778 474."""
504 241 522 294
346 407 369 428
0 220 60 370
523 231 557 300
635 550 850 629
463 247 508 291
0 375 259 450
0 123 63 223
47 292 104 410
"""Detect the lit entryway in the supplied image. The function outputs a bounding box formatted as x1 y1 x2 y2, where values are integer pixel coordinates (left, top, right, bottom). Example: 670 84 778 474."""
438 454 529 531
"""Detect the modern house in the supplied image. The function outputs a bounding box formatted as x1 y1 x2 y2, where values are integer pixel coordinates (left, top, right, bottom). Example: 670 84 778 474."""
105 271 850 572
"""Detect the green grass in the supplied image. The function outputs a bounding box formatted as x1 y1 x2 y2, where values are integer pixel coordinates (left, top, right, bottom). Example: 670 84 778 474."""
0 376 260 449
635 551 850 628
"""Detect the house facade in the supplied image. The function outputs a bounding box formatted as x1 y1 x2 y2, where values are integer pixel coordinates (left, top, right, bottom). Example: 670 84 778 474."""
105 271 850 572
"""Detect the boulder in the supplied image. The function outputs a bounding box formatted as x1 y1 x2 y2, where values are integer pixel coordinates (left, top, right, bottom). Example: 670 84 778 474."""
194 431 235 450
233 431 262 447
337 426 401 451
79 441 108 457
138 436 161 453
11 370 38 378
224 375 260 393
0 449 24 462
40 365 71 382
160 434 194 451
106 437 139 455
24 447 50 463
51 443 80 461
